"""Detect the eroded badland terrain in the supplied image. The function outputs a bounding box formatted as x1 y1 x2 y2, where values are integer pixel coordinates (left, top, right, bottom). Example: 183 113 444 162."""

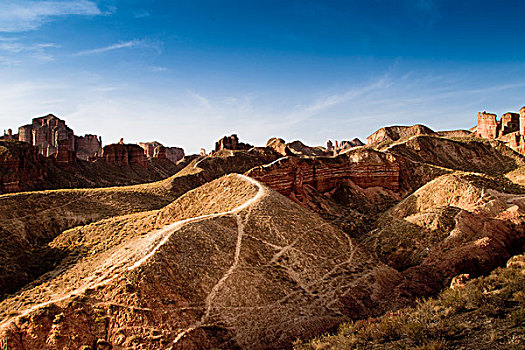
0 109 524 349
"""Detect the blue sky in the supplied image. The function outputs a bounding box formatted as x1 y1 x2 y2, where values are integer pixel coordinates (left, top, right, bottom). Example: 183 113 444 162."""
1 0 525 153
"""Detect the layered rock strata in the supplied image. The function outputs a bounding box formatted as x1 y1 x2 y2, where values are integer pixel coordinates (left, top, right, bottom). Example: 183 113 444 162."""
102 143 147 167
246 149 400 204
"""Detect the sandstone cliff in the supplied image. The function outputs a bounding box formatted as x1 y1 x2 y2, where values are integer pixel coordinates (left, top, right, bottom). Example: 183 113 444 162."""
0 140 47 193
102 143 147 167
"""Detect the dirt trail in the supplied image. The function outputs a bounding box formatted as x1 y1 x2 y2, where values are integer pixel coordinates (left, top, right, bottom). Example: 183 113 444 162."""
0 174 266 332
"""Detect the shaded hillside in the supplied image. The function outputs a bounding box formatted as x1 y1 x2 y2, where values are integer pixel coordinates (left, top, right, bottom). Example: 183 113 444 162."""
0 182 177 298
0 175 409 349
295 254 525 350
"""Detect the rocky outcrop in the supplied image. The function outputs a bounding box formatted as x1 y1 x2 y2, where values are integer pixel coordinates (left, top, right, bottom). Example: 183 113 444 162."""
367 125 435 146
327 138 365 155
363 173 525 296
74 134 102 161
0 129 17 141
17 114 102 161
153 145 166 159
165 146 184 163
476 111 500 139
54 139 76 165
102 143 147 167
436 129 472 138
140 141 185 164
139 141 163 158
215 134 253 152
18 114 74 157
0 140 47 193
474 106 525 155
267 137 330 157
246 148 400 204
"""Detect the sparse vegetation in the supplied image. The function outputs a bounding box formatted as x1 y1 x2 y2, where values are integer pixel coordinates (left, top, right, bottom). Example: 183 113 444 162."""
294 255 525 349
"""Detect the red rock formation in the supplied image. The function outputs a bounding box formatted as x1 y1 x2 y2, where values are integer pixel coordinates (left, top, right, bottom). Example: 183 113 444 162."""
215 134 252 152
54 139 76 165
153 145 167 159
16 114 102 161
474 106 525 155
165 147 184 163
0 141 47 193
0 129 17 141
102 143 147 167
74 134 102 161
501 112 519 135
17 114 74 157
520 106 525 135
140 141 185 164
266 138 293 156
328 138 365 155
267 137 330 157
139 141 162 158
246 149 400 204
476 112 500 139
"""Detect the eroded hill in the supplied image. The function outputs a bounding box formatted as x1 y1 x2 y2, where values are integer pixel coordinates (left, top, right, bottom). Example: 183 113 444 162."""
0 128 524 349
0 175 409 349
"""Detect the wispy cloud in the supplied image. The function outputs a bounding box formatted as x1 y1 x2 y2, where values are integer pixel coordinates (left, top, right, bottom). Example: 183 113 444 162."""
285 75 393 125
0 0 103 32
74 39 162 56
0 36 59 65
0 40 58 54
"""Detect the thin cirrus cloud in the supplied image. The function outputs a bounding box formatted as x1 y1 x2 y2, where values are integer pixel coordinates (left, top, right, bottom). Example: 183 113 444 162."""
0 39 58 54
74 39 162 56
0 0 102 32
0 37 59 65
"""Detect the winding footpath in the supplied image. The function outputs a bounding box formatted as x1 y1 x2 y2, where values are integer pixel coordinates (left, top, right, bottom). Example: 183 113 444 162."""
0 174 266 335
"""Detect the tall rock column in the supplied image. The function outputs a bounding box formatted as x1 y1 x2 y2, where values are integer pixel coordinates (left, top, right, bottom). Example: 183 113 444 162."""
520 106 525 136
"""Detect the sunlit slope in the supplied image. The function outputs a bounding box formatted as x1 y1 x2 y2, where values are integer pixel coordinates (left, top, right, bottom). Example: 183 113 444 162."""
0 174 404 349
0 148 279 299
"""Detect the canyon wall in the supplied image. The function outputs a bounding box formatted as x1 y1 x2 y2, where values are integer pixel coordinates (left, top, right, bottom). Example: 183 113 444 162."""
0 141 47 193
102 143 147 167
74 134 102 161
246 149 400 202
